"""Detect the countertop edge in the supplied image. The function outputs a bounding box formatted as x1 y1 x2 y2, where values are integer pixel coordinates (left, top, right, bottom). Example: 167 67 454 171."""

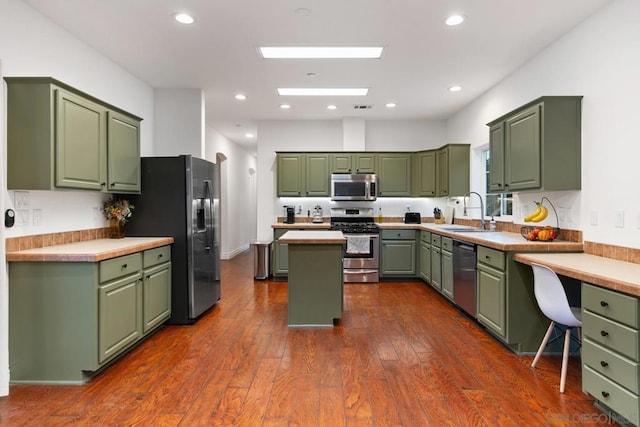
6 237 175 262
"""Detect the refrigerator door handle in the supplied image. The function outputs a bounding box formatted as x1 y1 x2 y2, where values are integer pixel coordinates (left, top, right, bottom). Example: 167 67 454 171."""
204 180 213 251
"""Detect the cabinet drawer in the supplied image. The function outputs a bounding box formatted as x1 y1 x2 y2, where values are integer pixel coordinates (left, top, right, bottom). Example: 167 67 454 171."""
583 283 639 329
477 246 505 271
583 365 639 426
381 229 416 240
431 234 441 247
583 310 639 361
143 245 171 269
441 237 453 252
584 337 640 394
420 231 431 243
100 253 142 283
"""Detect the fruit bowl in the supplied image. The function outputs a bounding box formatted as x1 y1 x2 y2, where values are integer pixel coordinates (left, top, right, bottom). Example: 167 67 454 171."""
521 226 560 242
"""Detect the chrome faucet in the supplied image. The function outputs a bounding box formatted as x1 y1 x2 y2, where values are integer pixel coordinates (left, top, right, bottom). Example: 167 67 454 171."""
463 191 486 230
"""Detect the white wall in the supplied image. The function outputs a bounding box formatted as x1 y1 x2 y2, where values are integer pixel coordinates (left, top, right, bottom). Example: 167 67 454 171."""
446 0 640 248
205 127 257 258
154 89 204 158
366 119 446 151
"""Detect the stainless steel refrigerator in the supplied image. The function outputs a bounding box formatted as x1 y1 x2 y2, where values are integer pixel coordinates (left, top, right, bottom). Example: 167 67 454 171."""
122 155 221 324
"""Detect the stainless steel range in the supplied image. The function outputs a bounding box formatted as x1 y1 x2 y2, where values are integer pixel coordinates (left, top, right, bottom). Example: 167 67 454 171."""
330 207 380 283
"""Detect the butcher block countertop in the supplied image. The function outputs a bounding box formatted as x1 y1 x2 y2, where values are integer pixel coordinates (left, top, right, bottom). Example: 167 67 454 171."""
278 230 345 245
514 252 640 297
6 237 174 263
273 222 582 252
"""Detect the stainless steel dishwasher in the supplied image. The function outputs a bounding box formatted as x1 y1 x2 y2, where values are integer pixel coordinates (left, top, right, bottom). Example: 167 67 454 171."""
453 240 477 317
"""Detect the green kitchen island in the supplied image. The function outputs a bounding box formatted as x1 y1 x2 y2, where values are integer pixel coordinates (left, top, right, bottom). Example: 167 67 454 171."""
278 230 346 327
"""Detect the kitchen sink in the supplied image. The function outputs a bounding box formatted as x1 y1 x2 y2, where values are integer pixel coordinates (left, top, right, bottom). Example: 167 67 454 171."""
436 226 498 233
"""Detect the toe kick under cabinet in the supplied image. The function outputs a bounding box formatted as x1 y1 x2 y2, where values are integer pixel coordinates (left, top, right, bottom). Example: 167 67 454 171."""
9 245 171 384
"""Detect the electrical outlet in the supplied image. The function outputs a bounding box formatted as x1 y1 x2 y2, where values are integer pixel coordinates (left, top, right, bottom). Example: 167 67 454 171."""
15 209 30 227
32 209 42 226
615 210 625 228
14 191 30 209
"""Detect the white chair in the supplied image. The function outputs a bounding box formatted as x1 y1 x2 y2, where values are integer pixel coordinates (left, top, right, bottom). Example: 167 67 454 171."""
530 263 582 393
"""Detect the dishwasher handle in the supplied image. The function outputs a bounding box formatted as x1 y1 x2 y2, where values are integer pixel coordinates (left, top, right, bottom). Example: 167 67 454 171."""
454 240 476 252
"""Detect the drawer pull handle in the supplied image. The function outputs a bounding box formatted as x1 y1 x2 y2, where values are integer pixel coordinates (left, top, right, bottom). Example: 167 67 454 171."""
600 330 609 337
600 361 609 367
122 263 128 269
600 301 609 307
158 254 163 258
485 256 491 260
601 391 610 398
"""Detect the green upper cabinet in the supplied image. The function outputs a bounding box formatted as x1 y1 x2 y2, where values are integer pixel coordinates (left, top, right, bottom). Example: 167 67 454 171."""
411 151 436 197
378 153 411 197
277 152 330 197
488 123 505 192
5 77 142 193
330 153 377 173
487 96 582 193
436 144 470 197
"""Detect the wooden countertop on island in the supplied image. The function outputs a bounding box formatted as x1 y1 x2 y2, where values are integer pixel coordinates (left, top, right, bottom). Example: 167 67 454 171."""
6 237 174 262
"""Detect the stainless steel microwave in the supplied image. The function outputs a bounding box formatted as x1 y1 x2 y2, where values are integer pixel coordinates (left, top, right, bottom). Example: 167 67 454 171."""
331 173 377 201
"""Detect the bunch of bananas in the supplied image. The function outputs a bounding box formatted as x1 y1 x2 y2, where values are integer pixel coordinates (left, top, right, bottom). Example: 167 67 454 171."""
524 201 548 223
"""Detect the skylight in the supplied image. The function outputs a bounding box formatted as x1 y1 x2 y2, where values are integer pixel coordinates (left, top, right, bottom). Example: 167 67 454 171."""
259 47 384 59
277 88 369 96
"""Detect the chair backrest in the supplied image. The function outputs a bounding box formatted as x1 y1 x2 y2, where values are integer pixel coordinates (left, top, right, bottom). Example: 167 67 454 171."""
531 263 581 327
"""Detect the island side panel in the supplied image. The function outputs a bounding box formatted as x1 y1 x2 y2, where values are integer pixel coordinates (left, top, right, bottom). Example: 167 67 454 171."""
287 244 344 326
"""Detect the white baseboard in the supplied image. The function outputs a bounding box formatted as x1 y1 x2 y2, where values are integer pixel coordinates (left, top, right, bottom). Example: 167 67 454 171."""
221 244 250 260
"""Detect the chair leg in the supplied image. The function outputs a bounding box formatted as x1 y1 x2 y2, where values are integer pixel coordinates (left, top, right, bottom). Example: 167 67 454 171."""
532 321 555 368
560 327 572 393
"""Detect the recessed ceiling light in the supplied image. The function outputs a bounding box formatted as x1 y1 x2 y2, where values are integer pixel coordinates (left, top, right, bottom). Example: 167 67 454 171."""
174 13 194 24
280 104 291 109
448 85 463 92
245 133 254 138
327 105 337 110
445 14 465 26
277 88 368 96
385 102 397 108
235 94 247 100
259 47 384 59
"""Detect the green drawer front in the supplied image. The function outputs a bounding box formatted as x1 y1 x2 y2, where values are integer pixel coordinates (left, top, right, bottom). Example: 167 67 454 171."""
431 234 441 247
441 237 453 252
583 310 639 361
583 365 639 426
583 337 640 394
477 246 505 270
420 231 431 243
143 245 171 268
381 229 416 240
100 253 142 283
583 283 639 328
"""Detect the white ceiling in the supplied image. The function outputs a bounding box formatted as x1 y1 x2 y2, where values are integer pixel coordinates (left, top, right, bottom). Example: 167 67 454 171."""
23 0 610 151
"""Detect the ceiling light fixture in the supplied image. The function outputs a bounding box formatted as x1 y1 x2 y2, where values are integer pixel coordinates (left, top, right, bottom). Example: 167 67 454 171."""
280 104 291 109
245 133 254 138
385 102 397 108
259 47 384 59
174 13 195 24
445 14 465 26
235 94 247 100
277 88 368 96
327 105 337 110
448 85 463 92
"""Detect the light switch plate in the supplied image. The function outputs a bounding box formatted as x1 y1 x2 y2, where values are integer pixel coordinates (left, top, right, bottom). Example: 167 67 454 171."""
615 210 625 228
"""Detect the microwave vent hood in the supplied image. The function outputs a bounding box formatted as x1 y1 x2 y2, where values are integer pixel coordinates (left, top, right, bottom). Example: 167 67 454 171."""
331 173 377 202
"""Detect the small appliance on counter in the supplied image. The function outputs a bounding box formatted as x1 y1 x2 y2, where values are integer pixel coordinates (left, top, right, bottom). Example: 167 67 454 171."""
404 212 421 224
312 205 323 223
283 206 295 223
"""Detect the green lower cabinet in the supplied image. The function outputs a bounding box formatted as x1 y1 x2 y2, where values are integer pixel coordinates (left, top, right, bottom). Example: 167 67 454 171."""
8 245 171 384
441 246 454 301
582 282 640 426
380 229 417 277
477 262 506 338
274 228 308 278
419 240 431 283
430 234 442 291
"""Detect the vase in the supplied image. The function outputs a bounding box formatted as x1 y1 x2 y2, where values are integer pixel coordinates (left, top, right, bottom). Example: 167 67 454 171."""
109 218 125 239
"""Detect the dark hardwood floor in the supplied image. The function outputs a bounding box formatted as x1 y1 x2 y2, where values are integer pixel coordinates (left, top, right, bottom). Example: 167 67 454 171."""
0 250 614 426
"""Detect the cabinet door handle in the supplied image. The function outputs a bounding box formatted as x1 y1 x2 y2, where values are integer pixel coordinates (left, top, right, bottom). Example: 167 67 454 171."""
111 182 116 187
101 182 106 187
146 275 151 280
601 391 610 398
485 255 491 260
600 361 609 367
600 330 609 337
600 301 608 307
158 254 163 259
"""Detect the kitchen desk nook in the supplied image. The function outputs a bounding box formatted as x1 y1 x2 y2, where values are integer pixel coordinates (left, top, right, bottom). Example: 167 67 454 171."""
277 230 346 327
7 237 173 384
